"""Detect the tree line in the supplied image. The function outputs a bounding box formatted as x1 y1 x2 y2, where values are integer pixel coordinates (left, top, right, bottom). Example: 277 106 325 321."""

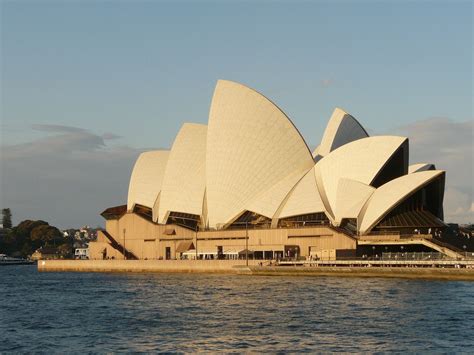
1 209 72 258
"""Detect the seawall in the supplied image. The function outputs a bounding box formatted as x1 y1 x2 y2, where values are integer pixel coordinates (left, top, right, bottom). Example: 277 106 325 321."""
37 260 474 280
37 259 258 273
249 266 474 281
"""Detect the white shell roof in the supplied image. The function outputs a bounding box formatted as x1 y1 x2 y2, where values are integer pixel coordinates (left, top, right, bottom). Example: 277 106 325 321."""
358 170 445 234
318 108 368 158
315 136 408 218
124 80 447 234
246 168 309 221
312 145 321 159
127 150 170 211
277 167 325 219
408 163 435 173
206 80 314 228
157 123 207 223
333 178 375 226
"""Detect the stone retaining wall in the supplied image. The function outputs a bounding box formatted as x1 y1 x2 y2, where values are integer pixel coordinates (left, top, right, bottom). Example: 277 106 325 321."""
37 259 258 273
37 259 474 280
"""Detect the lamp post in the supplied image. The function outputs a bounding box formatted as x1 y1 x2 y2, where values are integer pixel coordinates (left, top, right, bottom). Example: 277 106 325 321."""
123 228 126 260
195 224 198 260
246 221 249 267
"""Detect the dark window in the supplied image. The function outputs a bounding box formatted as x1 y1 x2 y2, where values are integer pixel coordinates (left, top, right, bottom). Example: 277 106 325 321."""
166 212 200 230
278 213 329 228
133 204 153 221
371 144 407 188
374 174 446 232
228 211 271 230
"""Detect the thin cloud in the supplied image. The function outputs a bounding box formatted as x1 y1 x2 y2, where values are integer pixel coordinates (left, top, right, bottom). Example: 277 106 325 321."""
0 126 153 228
396 117 473 224
31 124 89 134
2 118 472 228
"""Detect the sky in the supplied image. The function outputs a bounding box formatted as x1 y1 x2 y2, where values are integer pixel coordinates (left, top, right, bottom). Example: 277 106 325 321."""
1 0 472 229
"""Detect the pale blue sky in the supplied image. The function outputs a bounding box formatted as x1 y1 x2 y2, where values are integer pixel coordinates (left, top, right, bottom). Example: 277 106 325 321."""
2 0 472 147
1 0 472 228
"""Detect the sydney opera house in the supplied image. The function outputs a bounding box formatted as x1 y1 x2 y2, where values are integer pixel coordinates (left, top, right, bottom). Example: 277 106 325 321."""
89 80 460 261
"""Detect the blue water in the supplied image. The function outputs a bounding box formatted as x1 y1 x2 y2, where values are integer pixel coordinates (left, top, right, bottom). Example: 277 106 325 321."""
1 266 473 352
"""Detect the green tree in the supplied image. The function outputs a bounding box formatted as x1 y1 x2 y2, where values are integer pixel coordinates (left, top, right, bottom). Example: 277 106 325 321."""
2 208 12 229
14 220 48 255
0 229 15 255
31 224 63 247
58 243 73 259
1 219 67 258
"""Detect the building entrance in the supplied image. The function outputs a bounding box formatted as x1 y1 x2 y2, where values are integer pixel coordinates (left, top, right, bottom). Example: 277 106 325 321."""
284 245 300 259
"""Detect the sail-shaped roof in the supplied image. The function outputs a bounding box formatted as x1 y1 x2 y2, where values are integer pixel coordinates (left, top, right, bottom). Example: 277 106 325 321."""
317 108 368 158
333 178 375 225
409 163 435 173
157 123 207 223
277 167 325 219
358 170 445 234
315 136 408 218
127 150 169 211
206 80 314 227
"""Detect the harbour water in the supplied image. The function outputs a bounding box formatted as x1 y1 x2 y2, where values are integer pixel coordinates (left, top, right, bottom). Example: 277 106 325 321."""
1 266 473 352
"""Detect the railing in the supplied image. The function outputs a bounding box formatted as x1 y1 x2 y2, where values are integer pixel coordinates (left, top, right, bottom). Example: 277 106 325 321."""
366 230 401 236
359 233 434 241
278 221 330 229
429 238 465 254
360 252 474 261
380 252 449 261
399 233 432 239
359 235 401 241
277 252 474 263
203 221 331 232
99 230 138 260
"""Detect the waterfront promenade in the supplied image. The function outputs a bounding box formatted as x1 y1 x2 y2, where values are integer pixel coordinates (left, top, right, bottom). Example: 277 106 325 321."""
37 259 474 280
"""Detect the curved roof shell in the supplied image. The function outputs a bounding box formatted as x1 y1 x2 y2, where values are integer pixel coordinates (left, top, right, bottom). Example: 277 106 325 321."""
246 168 309 221
409 163 435 173
276 167 325 219
358 170 445 234
312 145 320 158
315 136 408 218
127 150 170 211
206 80 314 228
318 108 368 158
333 178 375 225
157 123 207 223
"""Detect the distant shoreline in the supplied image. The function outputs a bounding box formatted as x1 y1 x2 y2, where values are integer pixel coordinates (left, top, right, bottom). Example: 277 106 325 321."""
37 260 474 281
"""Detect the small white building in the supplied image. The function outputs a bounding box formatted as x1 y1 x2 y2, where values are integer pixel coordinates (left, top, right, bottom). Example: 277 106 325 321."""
75 248 89 259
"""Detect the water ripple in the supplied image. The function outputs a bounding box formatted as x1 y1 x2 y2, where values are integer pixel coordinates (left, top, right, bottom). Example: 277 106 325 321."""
1 266 473 352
